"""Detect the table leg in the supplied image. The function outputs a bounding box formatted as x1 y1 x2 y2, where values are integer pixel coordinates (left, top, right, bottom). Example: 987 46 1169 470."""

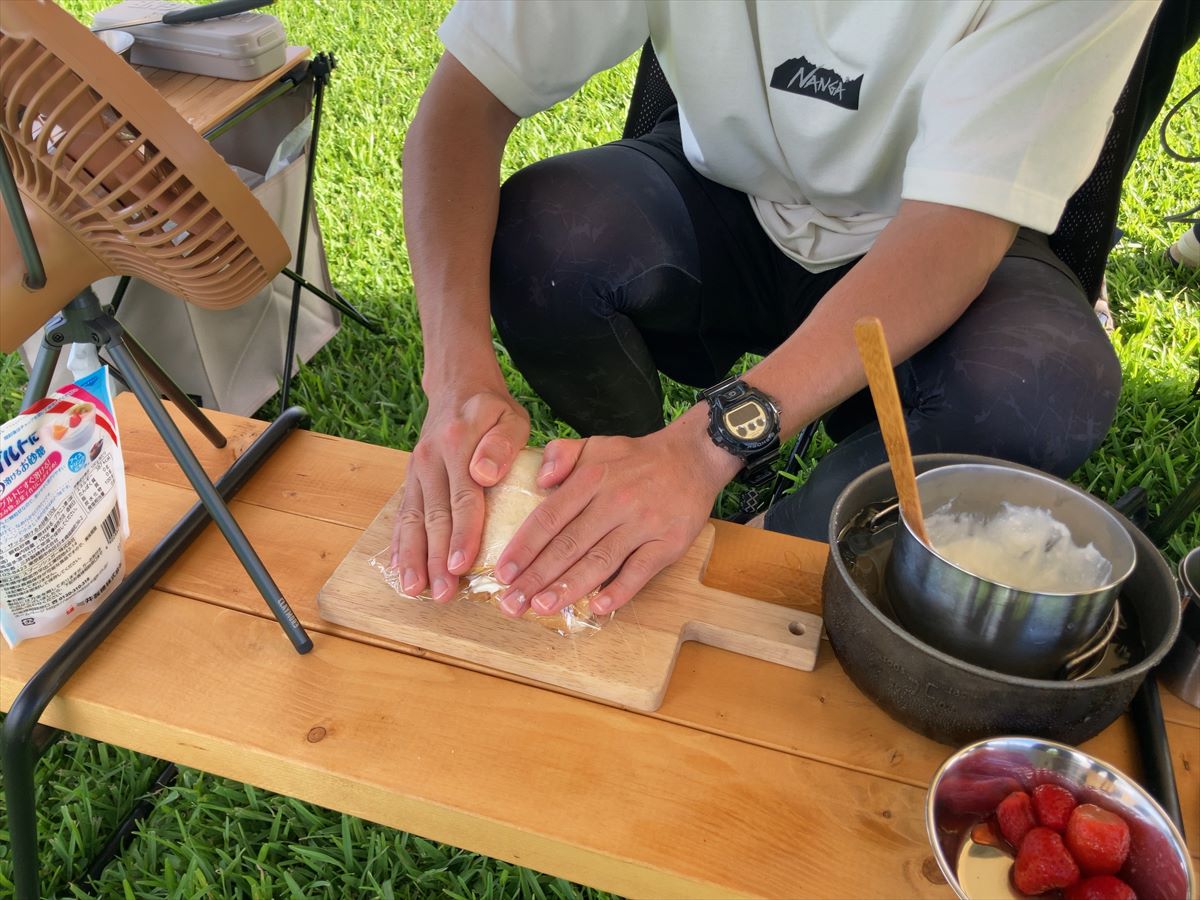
281 52 335 412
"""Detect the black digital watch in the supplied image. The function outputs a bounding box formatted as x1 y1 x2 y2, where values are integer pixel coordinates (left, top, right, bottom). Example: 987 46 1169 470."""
699 376 782 487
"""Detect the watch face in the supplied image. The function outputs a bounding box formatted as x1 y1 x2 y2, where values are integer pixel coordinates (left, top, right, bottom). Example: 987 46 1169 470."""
723 399 769 442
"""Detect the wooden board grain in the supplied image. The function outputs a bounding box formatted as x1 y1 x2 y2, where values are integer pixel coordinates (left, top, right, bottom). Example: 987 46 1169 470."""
0 591 946 900
316 491 822 712
107 397 1200 859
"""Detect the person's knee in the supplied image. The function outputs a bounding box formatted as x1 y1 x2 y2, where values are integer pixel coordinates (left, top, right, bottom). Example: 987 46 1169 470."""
907 261 1121 475
490 153 625 342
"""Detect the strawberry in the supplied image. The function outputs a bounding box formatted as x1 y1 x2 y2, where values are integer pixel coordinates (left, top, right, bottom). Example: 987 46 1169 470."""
1064 874 1137 900
1065 804 1131 876
996 790 1037 849
1032 783 1077 832
1013 827 1081 895
69 413 81 428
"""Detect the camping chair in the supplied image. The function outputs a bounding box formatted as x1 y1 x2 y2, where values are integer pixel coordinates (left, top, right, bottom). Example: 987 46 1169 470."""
0 0 311 653
621 2 1200 538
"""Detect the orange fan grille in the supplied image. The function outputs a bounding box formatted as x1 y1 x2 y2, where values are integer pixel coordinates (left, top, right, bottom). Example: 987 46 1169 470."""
0 16 278 308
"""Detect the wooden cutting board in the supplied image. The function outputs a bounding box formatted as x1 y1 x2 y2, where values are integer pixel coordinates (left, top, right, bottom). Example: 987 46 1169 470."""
317 491 822 711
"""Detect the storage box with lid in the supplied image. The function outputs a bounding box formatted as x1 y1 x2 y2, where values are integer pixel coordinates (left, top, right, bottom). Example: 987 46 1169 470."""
92 0 286 80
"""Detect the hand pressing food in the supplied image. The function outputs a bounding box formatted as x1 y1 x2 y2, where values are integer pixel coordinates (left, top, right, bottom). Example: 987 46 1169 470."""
380 448 603 635
461 448 601 633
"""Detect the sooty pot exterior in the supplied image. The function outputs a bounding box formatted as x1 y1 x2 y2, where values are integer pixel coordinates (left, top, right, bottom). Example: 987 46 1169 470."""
821 454 1181 747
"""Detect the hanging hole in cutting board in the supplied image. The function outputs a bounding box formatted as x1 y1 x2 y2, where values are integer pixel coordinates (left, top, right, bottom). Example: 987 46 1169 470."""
789 621 807 636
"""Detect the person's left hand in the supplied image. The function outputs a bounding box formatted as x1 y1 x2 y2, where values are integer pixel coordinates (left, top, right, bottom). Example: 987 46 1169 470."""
492 419 738 618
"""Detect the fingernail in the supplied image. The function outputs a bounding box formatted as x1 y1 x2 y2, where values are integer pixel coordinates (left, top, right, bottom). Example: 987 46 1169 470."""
475 458 499 481
401 569 418 594
531 589 558 615
497 561 519 584
432 577 451 601
592 594 612 615
448 550 465 572
537 459 555 480
499 589 526 616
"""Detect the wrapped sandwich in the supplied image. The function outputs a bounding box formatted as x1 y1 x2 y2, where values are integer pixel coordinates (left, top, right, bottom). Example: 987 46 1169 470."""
372 447 602 635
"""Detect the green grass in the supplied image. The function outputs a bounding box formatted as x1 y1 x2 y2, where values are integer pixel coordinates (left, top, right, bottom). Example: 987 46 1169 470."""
2 2 1198 896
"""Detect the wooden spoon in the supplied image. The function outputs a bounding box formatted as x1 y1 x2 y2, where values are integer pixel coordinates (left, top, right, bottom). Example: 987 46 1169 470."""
853 316 931 547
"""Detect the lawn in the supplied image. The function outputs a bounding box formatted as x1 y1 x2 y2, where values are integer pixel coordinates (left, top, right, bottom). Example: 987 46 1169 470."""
1 2 1197 897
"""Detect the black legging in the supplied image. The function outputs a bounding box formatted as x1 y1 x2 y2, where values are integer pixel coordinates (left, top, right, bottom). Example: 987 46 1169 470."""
490 112 1122 541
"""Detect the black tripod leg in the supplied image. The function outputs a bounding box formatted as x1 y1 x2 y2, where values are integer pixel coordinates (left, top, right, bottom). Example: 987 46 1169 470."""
280 53 335 412
84 763 179 885
22 337 64 409
279 266 380 332
1146 476 1200 547
120 329 227 450
99 321 312 654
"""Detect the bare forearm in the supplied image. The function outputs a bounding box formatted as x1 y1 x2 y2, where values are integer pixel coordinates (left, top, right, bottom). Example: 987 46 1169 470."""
402 53 519 395
675 200 1019 489
755 201 1017 433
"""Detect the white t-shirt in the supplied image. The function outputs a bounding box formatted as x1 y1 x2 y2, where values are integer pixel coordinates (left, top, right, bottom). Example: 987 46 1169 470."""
440 0 1158 272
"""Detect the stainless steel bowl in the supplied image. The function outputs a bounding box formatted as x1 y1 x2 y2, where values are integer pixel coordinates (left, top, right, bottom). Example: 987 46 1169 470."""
887 464 1137 678
926 736 1194 900
1159 546 1200 707
97 30 134 62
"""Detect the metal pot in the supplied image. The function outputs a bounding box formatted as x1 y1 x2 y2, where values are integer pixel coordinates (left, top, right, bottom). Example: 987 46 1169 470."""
1158 546 1200 708
886 463 1136 679
822 454 1183 747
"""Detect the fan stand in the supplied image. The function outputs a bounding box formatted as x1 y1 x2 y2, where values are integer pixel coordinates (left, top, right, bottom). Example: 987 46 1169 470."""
22 287 313 655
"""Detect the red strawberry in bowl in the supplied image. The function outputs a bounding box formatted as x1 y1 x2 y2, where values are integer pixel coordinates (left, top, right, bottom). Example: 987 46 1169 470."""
1066 804 1131 876
1014 826 1081 895
1032 783 1076 832
997 790 1037 849
1065 874 1138 900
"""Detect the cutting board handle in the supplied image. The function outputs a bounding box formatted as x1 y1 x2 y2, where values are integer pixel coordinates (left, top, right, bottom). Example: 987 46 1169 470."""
680 585 821 670
645 524 822 671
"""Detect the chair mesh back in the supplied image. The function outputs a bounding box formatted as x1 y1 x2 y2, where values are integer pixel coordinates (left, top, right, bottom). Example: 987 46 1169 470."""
622 36 1155 301
0 2 285 309
623 41 677 140
1048 28 1154 302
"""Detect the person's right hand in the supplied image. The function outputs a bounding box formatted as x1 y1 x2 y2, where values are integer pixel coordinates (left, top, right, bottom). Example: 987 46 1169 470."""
391 386 530 602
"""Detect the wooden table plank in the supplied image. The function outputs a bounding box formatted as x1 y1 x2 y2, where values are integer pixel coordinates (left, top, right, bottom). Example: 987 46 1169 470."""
30 396 1180 897
117 398 407 532
114 466 1200 856
135 46 310 135
0 592 947 900
1161 686 1200 731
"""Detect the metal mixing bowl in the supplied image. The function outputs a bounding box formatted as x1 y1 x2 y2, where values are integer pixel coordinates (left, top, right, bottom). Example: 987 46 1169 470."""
97 30 134 62
1158 546 1200 707
888 464 1137 679
926 736 1194 900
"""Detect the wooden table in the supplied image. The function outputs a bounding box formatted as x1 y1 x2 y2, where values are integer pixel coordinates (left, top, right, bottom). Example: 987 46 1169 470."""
3 396 1197 898
135 45 309 135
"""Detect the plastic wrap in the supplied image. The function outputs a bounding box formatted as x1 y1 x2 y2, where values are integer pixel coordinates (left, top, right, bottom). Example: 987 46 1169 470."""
372 448 604 636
